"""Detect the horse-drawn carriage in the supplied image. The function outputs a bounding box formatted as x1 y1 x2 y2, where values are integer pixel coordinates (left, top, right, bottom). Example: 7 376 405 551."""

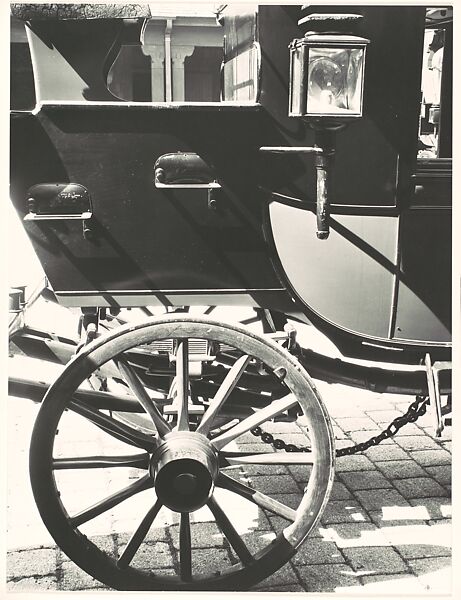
9 3 452 590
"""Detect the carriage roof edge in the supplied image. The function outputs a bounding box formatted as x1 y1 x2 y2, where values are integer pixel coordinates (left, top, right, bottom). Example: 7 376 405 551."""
10 3 152 20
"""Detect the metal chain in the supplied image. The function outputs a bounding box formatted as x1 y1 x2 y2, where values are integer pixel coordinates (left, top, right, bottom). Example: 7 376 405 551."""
251 395 430 457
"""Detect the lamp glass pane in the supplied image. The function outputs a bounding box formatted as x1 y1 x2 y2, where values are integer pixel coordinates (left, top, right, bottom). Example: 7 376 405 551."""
306 47 364 115
290 46 304 115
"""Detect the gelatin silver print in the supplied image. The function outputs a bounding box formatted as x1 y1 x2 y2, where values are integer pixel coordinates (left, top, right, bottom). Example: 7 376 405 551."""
8 2 452 594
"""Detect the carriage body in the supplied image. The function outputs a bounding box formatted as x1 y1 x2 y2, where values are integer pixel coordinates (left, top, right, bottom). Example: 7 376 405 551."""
9 3 452 591
10 3 452 359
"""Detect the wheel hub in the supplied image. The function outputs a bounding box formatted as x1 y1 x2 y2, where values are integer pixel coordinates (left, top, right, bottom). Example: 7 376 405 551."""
151 431 218 513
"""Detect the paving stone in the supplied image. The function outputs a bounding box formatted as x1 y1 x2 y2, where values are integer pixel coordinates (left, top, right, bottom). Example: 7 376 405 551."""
253 561 299 588
169 522 224 549
287 464 313 482
240 530 275 555
268 516 324 540
365 409 404 423
410 449 452 466
360 573 424 592
338 470 393 491
408 497 452 519
421 427 452 443
408 556 451 593
294 564 358 592
257 583 306 592
334 416 378 432
59 561 108 590
82 534 116 555
393 543 451 559
335 439 356 451
262 421 301 434
320 500 370 525
234 443 269 453
329 480 353 500
150 568 177 578
332 424 348 440
441 441 452 453
7 576 59 591
248 474 300 494
235 431 266 443
392 477 448 499
394 403 433 425
268 514 319 536
321 522 388 548
290 539 345 566
342 545 408 575
271 493 303 510
240 463 289 477
353 488 409 511
394 423 427 436
189 547 232 574
369 508 434 527
190 522 225 548
329 403 370 418
335 454 375 472
395 435 444 452
130 541 175 570
138 526 169 544
346 430 393 444
375 459 427 480
271 432 310 447
364 444 410 462
424 465 451 486
376 515 449 542
7 548 56 578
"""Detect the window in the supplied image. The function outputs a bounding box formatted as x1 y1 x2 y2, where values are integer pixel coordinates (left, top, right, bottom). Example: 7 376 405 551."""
417 7 452 159
10 17 36 110
13 4 261 105
107 12 225 102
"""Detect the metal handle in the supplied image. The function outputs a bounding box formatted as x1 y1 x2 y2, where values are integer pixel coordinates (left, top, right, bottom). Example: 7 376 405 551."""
154 153 221 189
259 145 331 239
314 153 333 240
24 211 92 221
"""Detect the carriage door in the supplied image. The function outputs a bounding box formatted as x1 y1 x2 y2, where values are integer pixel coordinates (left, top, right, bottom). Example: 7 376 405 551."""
10 6 284 307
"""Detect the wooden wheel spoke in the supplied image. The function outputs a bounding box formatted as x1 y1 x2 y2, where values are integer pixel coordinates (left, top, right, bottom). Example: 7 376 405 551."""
53 452 150 470
197 354 251 436
117 499 163 569
68 400 157 452
212 394 298 451
179 512 192 581
217 473 296 522
208 496 253 565
221 451 314 465
176 339 190 431
70 474 153 527
116 359 171 438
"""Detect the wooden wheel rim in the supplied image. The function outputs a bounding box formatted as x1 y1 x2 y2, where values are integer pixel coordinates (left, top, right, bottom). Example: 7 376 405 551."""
30 315 335 590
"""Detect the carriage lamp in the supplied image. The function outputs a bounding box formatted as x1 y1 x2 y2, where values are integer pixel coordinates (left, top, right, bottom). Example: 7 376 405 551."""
288 24 368 119
264 14 369 239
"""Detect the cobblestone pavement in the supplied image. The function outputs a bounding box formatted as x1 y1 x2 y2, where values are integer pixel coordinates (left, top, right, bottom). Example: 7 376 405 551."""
6 356 452 595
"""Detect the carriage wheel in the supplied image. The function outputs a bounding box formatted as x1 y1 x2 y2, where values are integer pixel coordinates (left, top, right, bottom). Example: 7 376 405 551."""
30 315 334 591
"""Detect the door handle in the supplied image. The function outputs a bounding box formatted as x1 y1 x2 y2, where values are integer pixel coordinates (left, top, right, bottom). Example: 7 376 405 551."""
154 153 221 189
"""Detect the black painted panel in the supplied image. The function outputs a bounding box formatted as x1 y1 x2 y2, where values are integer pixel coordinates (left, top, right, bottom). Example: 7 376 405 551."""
10 107 284 296
394 209 451 342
